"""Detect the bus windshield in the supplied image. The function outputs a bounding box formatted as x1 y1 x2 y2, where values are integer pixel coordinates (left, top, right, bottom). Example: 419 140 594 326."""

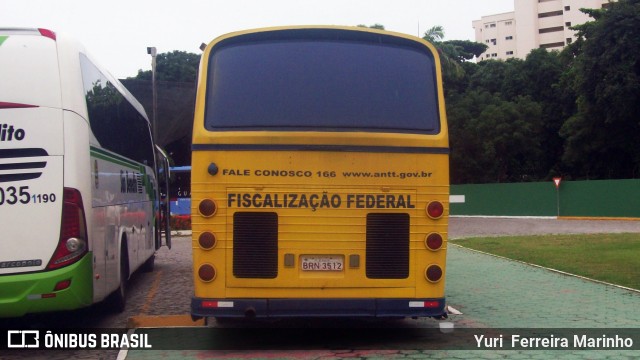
204 39 440 133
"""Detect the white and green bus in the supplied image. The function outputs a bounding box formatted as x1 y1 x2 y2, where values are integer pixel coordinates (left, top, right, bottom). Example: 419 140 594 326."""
0 28 171 318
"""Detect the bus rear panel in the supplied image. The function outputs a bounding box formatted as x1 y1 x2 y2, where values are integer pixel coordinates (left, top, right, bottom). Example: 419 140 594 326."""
191 26 449 319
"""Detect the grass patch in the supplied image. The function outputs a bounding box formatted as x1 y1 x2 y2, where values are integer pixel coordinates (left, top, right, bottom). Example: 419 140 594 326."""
452 233 640 290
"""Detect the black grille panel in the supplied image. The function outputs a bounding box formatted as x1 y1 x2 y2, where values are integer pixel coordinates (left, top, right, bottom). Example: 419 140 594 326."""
233 212 278 278
366 213 409 279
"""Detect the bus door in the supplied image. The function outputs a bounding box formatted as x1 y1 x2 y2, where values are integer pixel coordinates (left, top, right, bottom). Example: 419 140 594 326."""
155 146 171 249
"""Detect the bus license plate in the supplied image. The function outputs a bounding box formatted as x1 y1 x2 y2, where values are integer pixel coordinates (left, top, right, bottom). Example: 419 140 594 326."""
301 255 344 271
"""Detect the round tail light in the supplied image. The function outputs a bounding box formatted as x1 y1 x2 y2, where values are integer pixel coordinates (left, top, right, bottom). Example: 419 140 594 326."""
198 264 216 282
425 233 443 251
199 199 217 217
426 201 444 219
198 232 217 250
425 265 443 283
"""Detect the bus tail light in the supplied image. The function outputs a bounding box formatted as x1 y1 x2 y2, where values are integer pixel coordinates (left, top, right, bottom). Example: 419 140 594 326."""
47 188 88 270
198 199 217 217
38 28 57 41
198 264 217 282
426 201 444 219
425 233 443 251
0 101 38 109
425 265 443 283
198 232 217 250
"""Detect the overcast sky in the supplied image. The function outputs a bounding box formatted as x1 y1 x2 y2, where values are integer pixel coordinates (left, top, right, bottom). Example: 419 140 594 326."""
2 0 514 78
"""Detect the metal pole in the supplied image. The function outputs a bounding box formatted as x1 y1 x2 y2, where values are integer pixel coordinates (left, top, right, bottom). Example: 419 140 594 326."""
147 47 158 143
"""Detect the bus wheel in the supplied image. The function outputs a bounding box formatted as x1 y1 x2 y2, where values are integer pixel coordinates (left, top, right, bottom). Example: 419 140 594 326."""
109 241 129 313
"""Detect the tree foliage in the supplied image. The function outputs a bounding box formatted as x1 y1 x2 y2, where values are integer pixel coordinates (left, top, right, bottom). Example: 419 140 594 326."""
135 50 200 83
443 0 640 183
559 0 640 179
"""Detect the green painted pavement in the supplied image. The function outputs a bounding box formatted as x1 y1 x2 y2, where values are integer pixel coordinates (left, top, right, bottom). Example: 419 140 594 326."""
445 245 640 328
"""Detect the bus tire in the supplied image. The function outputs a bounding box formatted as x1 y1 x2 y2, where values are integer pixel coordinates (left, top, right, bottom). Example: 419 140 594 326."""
109 240 129 313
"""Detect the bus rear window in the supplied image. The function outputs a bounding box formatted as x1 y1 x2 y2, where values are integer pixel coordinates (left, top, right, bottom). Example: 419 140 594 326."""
204 39 440 134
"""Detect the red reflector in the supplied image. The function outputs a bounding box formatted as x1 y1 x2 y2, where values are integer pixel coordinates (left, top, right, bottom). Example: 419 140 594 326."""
202 301 218 308
424 301 440 308
54 279 72 292
38 28 57 41
41 293 56 299
0 101 38 109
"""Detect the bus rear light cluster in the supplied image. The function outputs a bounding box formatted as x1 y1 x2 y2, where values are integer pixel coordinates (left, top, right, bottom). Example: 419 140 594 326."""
198 199 217 217
426 201 444 219
198 232 217 250
198 264 217 282
47 188 88 270
425 233 443 251
425 264 443 283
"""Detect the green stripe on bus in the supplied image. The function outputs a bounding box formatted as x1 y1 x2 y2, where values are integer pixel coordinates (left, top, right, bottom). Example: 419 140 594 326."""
0 36 8 46
90 146 141 170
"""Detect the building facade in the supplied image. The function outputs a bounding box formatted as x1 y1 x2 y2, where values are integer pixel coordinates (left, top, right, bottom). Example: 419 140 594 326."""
473 0 613 61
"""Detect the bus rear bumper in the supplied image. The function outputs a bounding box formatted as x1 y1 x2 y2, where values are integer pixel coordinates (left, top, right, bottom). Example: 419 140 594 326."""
191 297 447 319
0 254 93 318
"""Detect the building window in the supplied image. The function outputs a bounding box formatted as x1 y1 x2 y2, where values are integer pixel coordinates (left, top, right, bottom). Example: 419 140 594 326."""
539 26 565 34
506 36 513 40
566 22 572 27
539 10 564 18
566 38 573 44
492 53 498 57
565 6 571 11
490 23 496 28
491 38 497 45
506 51 514 55
540 42 565 49
505 21 513 26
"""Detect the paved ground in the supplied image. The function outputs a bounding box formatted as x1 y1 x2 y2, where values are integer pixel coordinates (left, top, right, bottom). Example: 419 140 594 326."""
122 218 640 359
448 216 640 239
4 218 640 359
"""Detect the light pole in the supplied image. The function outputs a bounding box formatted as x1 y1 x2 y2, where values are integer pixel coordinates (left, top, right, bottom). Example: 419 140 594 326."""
146 46 158 143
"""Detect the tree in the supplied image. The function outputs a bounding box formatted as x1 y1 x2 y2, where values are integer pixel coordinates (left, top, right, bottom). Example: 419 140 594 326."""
135 50 200 83
559 0 640 179
448 91 543 183
123 50 201 166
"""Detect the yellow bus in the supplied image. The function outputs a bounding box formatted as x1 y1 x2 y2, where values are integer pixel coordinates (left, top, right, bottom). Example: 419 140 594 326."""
190 26 449 320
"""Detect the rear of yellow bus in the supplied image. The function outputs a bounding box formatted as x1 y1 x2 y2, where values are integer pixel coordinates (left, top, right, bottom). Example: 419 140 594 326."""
191 26 449 320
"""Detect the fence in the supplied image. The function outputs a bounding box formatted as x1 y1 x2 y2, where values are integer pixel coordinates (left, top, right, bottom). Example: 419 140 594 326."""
450 179 640 219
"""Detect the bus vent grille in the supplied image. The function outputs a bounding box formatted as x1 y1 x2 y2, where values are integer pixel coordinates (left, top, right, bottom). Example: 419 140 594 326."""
366 213 409 279
233 212 278 279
